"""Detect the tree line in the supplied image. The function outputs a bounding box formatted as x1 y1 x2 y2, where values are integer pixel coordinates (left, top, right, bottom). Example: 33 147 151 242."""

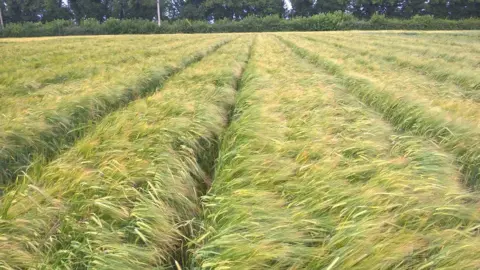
0 0 478 26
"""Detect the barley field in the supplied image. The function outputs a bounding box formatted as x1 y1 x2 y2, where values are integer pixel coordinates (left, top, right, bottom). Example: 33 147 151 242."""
0 31 479 269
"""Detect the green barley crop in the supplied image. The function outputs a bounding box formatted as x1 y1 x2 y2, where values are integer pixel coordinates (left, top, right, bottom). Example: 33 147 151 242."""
193 34 480 269
0 36 253 269
318 32 479 69
288 32 480 124
1 31 480 270
0 34 231 184
277 33 480 189
296 32 480 99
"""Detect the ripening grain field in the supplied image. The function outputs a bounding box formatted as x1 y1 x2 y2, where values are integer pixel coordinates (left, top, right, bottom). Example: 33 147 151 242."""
0 31 480 269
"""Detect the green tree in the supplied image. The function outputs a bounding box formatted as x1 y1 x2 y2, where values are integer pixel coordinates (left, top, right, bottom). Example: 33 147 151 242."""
314 0 348 13
42 0 71 21
381 0 403 17
180 0 207 20
290 0 316 16
446 0 480 18
124 0 156 18
109 0 175 20
400 0 427 17
427 1 447 17
68 0 110 22
2 0 44 22
163 0 183 19
202 0 284 20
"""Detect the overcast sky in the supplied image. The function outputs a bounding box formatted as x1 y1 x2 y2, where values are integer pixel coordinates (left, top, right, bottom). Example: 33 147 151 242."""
284 0 293 10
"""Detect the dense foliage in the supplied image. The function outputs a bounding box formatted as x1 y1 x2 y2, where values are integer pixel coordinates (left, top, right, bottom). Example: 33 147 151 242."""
1 13 480 37
0 0 478 26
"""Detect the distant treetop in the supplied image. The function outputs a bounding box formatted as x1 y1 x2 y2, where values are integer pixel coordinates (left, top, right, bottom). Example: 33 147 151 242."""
0 0 478 25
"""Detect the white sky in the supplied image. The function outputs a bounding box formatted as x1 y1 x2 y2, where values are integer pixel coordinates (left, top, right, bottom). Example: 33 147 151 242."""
284 0 293 10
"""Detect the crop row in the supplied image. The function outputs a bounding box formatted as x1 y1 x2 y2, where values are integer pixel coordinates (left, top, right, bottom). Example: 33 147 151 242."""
0 35 230 183
0 37 253 269
303 33 480 99
290 33 480 126
1 32 479 269
277 34 480 189
319 32 480 68
0 35 197 96
192 35 480 269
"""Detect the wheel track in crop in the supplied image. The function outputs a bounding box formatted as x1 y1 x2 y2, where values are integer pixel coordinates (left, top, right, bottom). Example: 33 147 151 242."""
169 35 257 269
